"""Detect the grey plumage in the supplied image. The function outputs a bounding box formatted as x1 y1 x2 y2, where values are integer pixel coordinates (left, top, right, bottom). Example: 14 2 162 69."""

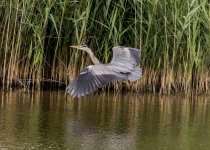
66 45 143 97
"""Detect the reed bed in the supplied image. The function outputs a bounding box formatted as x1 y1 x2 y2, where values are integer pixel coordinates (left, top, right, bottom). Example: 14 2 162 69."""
0 0 209 94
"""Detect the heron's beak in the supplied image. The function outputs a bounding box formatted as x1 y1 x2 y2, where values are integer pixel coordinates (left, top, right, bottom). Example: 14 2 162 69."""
70 45 80 49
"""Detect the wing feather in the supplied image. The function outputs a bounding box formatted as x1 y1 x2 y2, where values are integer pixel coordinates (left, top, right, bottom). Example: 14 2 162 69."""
111 46 140 68
66 65 126 97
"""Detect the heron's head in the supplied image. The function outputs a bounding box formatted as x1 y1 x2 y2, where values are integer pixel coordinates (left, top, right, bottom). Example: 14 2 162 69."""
70 45 89 52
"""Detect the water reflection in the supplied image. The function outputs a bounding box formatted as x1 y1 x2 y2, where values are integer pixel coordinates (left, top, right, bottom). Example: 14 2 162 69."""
0 91 210 149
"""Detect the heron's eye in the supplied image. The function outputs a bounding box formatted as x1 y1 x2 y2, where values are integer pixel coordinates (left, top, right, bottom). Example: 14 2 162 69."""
82 45 87 47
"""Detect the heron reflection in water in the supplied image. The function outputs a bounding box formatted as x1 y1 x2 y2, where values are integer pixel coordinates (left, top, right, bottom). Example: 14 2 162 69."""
66 45 142 97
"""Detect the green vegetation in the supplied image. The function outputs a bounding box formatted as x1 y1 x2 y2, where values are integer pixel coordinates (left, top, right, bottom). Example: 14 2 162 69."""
0 0 209 94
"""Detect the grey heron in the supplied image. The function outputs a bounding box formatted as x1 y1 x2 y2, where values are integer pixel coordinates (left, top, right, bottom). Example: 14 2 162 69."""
66 45 142 97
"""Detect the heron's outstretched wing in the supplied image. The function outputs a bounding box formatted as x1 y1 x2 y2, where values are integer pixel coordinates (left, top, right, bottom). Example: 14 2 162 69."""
110 46 142 82
111 46 140 67
66 64 128 98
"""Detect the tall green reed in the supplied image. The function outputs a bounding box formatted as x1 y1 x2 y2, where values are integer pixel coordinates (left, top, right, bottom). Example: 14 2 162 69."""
0 0 209 93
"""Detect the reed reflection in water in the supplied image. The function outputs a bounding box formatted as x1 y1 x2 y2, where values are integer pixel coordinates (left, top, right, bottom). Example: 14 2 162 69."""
0 91 210 149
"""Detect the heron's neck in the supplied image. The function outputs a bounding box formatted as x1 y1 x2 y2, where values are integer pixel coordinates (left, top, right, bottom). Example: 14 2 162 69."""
85 49 100 65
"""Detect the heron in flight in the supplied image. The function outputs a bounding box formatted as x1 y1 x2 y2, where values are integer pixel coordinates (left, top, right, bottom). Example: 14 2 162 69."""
66 45 142 97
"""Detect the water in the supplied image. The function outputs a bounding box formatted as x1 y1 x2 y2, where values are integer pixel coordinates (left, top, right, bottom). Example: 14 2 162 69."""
0 91 210 150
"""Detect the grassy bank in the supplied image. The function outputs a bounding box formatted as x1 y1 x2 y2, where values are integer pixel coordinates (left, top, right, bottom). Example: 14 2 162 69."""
0 0 209 94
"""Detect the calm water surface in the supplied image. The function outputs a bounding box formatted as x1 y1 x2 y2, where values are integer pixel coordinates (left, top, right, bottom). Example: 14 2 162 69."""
0 91 210 150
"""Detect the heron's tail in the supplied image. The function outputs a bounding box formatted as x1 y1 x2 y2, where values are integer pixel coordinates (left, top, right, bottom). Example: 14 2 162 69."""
127 67 142 82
